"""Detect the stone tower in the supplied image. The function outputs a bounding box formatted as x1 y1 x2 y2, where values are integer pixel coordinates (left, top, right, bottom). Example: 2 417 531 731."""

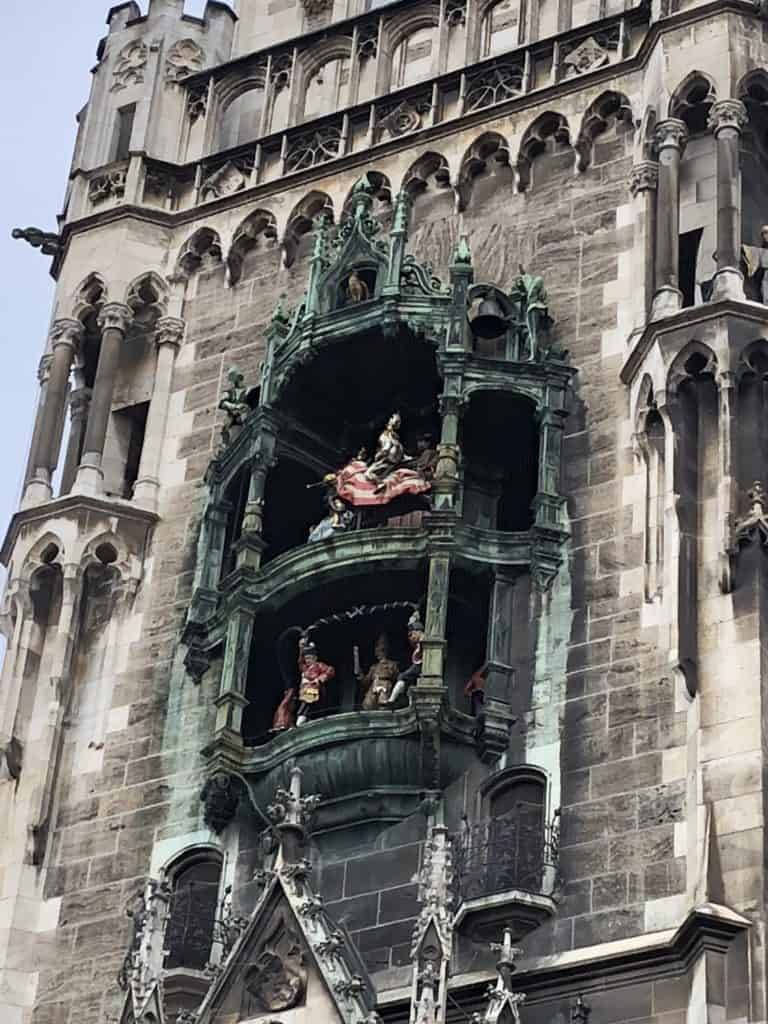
3 0 768 1022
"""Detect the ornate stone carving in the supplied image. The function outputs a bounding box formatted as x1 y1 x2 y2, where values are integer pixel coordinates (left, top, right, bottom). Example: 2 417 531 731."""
474 929 525 1024
732 482 768 550
563 36 609 76
301 0 334 14
154 316 185 349
707 97 748 135
465 62 524 112
166 38 205 83
98 302 134 335
357 23 378 61
116 877 172 1021
285 127 342 173
89 168 127 203
271 52 293 92
241 922 307 1015
188 83 208 123
653 118 689 155
111 40 148 92
37 353 53 384
446 0 468 27
200 772 242 833
50 319 84 352
629 161 659 196
379 99 425 137
11 226 60 256
266 767 321 835
201 159 249 200
410 814 454 1024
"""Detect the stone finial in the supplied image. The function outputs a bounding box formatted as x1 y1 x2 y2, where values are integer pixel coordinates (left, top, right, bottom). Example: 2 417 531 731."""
453 234 472 265
629 161 659 196
475 928 525 1024
97 302 134 335
154 316 186 349
707 98 748 136
653 118 689 156
267 767 322 860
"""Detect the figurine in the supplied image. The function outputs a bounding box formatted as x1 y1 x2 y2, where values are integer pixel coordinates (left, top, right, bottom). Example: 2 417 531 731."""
218 367 251 445
365 412 407 484
510 265 551 359
409 433 438 481
271 688 296 732
308 477 354 542
387 612 424 705
346 269 370 304
357 634 401 709
296 637 336 725
464 664 487 717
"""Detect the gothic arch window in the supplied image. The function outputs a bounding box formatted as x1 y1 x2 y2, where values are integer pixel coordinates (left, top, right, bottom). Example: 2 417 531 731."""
302 53 351 122
668 71 716 135
456 132 512 210
227 209 279 285
574 90 633 172
515 111 571 191
282 191 334 268
219 83 267 149
177 228 224 277
482 0 524 56
391 22 439 89
164 849 223 971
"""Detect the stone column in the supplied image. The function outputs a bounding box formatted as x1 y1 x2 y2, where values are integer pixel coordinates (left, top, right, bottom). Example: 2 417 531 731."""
24 320 83 505
629 161 659 324
133 316 185 509
708 99 748 301
60 388 92 495
652 118 688 318
482 569 517 761
74 302 133 496
23 354 52 487
717 368 738 592
215 605 253 744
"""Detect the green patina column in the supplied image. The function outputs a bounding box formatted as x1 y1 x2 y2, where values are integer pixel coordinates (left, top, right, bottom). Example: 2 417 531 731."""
533 388 568 532
215 604 253 745
235 425 278 571
383 189 411 295
482 568 518 761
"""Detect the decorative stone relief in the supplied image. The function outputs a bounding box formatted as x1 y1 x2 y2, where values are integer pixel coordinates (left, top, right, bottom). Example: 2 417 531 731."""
200 772 242 833
200 159 249 200
629 160 659 196
166 38 205 83
474 930 525 1024
111 40 148 92
301 0 334 14
188 83 208 123
241 922 307 1016
446 0 467 27
465 63 524 112
285 127 342 173
89 168 127 203
379 98 429 137
563 36 609 76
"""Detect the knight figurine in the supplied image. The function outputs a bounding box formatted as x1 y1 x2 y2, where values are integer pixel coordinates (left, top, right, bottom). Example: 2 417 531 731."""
510 265 551 359
387 612 424 705
296 637 336 725
358 634 401 709
218 368 252 446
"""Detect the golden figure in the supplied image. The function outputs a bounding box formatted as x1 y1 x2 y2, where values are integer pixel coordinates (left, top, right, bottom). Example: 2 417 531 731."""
358 634 401 710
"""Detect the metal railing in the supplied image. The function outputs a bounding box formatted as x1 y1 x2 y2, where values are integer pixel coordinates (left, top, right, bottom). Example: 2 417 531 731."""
454 815 559 903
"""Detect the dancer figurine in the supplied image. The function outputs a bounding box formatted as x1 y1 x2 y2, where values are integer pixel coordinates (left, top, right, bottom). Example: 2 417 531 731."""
296 637 335 725
387 613 424 705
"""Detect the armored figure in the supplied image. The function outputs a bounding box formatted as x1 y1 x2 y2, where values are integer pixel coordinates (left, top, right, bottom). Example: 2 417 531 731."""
218 367 251 445
358 634 401 709
387 613 424 705
510 266 551 359
296 638 335 726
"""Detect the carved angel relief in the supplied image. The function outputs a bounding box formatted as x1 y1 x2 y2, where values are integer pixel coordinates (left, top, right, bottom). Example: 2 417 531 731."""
240 919 307 1017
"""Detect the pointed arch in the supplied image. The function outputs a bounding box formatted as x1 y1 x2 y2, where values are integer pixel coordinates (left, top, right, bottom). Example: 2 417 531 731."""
668 71 716 133
125 271 168 326
456 131 511 210
737 67 768 106
515 111 571 192
297 37 355 121
20 531 65 582
401 151 452 197
341 171 392 216
72 272 107 321
575 90 634 171
227 209 279 285
282 191 334 269
667 340 718 395
176 227 223 275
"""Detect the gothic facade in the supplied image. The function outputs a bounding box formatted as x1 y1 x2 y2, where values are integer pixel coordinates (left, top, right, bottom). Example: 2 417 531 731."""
3 0 768 1022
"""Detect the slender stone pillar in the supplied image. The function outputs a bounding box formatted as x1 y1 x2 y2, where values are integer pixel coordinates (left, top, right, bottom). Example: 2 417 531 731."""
74 302 133 496
482 569 517 761
629 161 659 323
652 118 688 318
23 320 83 506
133 317 185 509
60 388 92 495
23 354 52 487
708 99 748 301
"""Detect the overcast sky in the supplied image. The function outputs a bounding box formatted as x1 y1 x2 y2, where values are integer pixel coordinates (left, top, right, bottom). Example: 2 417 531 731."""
0 1 210 609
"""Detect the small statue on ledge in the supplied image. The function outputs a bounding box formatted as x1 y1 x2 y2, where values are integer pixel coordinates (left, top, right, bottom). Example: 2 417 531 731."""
365 412 408 484
356 634 401 709
464 664 487 717
510 265 552 359
296 637 336 726
346 269 370 304
218 367 252 446
387 612 424 705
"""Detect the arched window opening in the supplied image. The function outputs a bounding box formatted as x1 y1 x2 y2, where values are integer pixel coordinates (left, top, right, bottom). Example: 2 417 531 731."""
220 466 250 580
446 572 490 710
392 26 438 89
242 569 426 744
30 564 63 631
643 409 666 600
262 458 327 565
738 74 768 281
165 852 223 971
737 343 768 491
303 57 350 121
220 86 266 150
483 0 523 56
79 561 121 638
461 392 539 532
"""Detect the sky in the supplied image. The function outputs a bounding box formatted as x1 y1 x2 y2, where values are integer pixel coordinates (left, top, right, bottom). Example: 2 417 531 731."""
0 1 210 613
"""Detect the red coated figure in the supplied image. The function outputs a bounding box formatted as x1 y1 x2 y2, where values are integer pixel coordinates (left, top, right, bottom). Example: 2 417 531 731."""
296 637 336 725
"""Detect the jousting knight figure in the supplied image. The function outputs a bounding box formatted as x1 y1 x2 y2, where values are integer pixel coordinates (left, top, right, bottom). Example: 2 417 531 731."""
296 636 336 725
